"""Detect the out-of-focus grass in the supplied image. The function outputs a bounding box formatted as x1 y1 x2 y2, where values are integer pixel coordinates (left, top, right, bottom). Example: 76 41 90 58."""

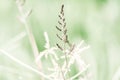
0 0 120 80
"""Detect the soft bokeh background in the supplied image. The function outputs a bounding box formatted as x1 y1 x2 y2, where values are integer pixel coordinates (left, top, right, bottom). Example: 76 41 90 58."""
0 0 120 80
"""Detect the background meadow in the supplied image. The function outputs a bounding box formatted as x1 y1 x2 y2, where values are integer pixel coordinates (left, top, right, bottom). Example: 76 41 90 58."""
0 0 120 80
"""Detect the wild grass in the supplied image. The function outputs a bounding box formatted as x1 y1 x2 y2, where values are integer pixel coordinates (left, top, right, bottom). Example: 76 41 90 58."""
0 0 90 80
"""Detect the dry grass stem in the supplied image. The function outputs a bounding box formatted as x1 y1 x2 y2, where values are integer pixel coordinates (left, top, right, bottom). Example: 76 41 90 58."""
16 0 44 79
0 49 52 80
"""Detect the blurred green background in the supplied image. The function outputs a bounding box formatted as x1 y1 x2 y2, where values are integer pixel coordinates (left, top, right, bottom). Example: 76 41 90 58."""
0 0 120 80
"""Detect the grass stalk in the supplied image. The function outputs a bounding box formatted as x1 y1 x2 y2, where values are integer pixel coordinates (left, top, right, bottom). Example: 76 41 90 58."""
0 49 52 80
